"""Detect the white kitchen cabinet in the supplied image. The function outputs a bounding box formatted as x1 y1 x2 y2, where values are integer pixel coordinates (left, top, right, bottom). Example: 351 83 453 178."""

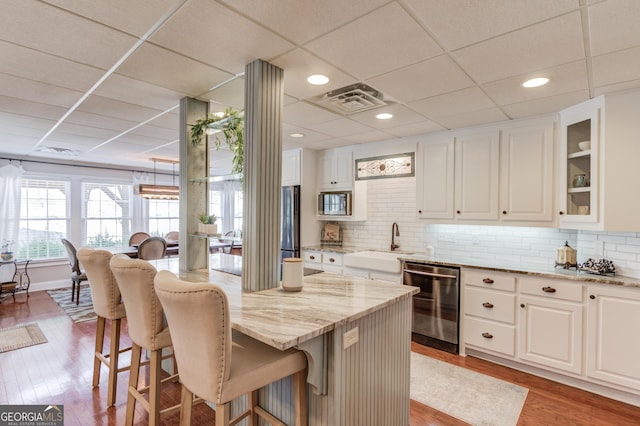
416 137 454 219
462 269 517 357
454 129 500 220
518 277 583 375
303 250 322 268
322 252 343 274
343 266 401 284
586 284 640 391
282 148 301 186
318 149 353 190
558 96 601 227
500 119 554 222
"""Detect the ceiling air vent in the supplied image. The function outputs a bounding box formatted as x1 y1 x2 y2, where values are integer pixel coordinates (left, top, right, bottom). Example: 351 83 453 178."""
312 83 387 115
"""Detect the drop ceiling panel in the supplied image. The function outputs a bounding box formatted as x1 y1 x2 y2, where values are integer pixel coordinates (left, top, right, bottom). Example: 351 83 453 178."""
282 124 332 144
270 49 357 100
343 130 393 144
591 46 640 89
147 111 180 130
95 74 185 111
0 41 103 92
112 133 175 148
408 87 498 120
0 135 38 155
0 74 83 108
0 1 138 69
589 0 640 56
453 12 585 84
348 104 428 129
129 124 178 140
0 112 56 132
306 118 373 138
77 95 166 123
283 101 341 127
53 123 121 140
0 95 67 121
0 125 48 139
219 0 389 44
306 3 442 80
383 120 445 138
482 60 588 106
594 80 640 97
43 0 181 38
404 0 578 50
501 90 589 119
65 110 138 132
116 43 234 96
436 108 508 130
150 0 294 74
202 77 245 110
367 55 474 103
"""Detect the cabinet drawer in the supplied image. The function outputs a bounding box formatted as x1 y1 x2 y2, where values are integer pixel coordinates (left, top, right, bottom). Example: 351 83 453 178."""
303 251 322 264
463 269 516 292
323 253 343 266
465 287 516 324
464 316 516 357
519 277 582 302
322 264 342 274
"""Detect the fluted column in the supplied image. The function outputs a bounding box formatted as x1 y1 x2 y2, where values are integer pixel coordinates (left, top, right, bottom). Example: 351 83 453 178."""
242 59 284 291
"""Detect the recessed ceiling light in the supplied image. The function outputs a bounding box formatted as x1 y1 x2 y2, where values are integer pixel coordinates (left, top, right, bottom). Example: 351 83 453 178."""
522 77 549 88
289 133 305 138
376 113 393 120
307 74 329 85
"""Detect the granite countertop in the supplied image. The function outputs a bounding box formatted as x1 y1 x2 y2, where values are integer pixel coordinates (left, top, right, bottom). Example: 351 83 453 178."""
301 245 360 254
149 257 418 350
399 254 640 289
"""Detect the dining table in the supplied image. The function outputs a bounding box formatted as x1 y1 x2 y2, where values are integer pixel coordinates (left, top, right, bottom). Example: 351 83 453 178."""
107 240 179 258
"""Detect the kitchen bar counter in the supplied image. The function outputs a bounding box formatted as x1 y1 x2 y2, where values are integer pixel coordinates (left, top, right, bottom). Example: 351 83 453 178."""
400 254 640 288
149 256 418 425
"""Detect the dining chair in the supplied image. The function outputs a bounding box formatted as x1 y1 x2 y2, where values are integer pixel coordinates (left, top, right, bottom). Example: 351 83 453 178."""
61 238 88 305
137 236 167 260
221 231 242 256
76 247 130 407
154 270 308 426
128 231 151 246
109 255 182 426
164 231 179 241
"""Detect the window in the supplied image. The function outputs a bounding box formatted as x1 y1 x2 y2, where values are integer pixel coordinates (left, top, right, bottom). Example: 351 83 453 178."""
18 178 69 259
148 199 180 237
83 182 131 247
209 181 242 234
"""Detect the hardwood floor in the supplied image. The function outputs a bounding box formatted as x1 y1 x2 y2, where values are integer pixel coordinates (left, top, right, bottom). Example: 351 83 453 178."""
1 290 639 425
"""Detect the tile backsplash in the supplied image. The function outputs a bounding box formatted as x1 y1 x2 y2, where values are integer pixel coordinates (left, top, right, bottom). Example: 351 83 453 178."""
340 176 640 278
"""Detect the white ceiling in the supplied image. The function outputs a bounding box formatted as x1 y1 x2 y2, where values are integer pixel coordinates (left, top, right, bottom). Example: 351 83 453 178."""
1 0 639 174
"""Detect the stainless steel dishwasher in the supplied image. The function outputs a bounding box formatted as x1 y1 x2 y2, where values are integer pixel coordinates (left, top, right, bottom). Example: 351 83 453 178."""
402 261 460 354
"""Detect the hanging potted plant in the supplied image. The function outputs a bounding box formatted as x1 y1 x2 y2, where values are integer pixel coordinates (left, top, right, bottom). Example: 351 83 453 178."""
198 213 218 235
1 240 15 261
190 108 244 174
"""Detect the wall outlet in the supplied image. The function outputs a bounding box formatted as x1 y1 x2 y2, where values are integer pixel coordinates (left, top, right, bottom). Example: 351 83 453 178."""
343 327 359 350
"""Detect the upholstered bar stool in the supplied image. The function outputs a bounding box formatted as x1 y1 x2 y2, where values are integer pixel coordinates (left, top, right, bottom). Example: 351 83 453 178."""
76 247 130 407
154 270 308 426
109 255 181 426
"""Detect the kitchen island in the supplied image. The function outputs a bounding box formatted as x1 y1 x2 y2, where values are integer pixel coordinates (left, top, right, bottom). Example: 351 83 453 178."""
150 256 418 425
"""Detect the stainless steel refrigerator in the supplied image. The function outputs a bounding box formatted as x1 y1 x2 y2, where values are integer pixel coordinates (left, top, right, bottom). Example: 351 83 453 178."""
281 185 300 261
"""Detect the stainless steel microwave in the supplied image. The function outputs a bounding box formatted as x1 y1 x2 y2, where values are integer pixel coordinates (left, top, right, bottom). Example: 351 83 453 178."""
318 191 352 216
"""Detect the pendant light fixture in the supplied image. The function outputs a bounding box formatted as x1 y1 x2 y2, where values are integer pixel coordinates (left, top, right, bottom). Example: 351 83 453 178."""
134 158 180 200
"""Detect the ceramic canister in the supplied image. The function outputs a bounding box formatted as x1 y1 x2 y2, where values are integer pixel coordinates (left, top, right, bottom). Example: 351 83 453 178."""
282 257 304 291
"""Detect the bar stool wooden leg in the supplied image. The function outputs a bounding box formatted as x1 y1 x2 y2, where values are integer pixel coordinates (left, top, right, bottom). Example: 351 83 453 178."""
93 317 106 387
179 386 193 426
149 349 162 426
107 318 122 406
293 369 307 426
249 390 259 425
125 344 142 426
216 402 230 426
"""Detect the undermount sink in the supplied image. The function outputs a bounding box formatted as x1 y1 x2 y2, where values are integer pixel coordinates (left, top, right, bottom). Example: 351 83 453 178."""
343 250 414 274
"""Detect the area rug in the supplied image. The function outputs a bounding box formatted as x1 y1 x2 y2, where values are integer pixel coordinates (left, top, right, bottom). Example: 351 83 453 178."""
47 285 96 323
0 322 48 353
411 352 528 426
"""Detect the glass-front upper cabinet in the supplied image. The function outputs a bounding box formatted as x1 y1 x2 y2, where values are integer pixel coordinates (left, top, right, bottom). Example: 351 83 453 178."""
559 96 603 227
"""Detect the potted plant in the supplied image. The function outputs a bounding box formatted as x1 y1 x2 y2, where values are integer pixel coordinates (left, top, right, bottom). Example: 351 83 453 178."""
198 213 218 235
190 107 244 174
1 240 14 261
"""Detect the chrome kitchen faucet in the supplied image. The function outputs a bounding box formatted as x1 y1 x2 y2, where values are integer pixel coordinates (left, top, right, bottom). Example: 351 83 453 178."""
390 222 400 251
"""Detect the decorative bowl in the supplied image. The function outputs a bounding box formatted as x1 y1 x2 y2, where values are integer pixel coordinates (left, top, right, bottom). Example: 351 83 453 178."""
1 252 14 261
578 141 591 151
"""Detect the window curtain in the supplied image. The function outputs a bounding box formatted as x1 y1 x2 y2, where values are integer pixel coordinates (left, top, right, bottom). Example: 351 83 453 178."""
0 164 24 281
131 171 149 234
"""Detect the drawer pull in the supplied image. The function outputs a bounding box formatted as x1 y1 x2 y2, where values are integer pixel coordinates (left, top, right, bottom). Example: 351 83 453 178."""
329 258 335 263
542 286 556 293
482 278 494 284
482 302 494 309
309 255 316 260
481 332 493 339
589 294 595 300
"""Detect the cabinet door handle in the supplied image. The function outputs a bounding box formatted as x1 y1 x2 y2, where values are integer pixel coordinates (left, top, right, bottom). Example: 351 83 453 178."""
520 303 525 308
310 255 315 260
329 258 335 263
589 294 595 300
456 210 461 214
482 302 494 309
482 332 493 339
418 210 422 214
502 210 507 215
482 278 494 284
559 211 565 215
542 286 556 293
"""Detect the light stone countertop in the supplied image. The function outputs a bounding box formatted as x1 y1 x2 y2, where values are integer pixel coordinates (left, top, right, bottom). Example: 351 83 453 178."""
400 254 640 289
150 257 419 350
